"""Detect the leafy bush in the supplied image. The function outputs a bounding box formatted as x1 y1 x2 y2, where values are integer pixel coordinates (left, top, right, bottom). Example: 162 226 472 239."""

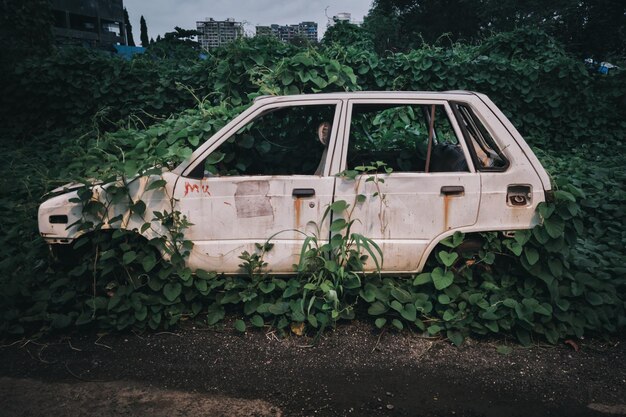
0 29 624 345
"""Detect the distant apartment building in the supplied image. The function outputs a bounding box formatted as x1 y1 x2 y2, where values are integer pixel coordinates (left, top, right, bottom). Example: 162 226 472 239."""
196 18 244 49
50 0 127 48
255 22 318 43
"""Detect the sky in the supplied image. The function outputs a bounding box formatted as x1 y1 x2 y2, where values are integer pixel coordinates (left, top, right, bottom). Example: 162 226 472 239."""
124 0 374 43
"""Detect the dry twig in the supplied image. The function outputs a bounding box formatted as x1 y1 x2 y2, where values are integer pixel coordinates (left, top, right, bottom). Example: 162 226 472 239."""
371 328 387 353
94 334 112 350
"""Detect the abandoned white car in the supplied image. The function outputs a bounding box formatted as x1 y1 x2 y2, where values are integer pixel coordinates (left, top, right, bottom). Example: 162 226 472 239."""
39 91 552 274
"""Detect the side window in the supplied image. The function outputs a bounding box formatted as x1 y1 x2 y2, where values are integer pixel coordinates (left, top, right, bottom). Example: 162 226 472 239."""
453 103 508 170
347 103 469 172
203 104 336 176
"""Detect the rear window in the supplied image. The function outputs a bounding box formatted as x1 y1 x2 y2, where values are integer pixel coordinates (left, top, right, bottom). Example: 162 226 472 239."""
453 103 508 171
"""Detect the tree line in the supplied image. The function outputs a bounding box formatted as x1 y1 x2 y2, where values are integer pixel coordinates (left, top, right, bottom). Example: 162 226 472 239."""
0 0 623 66
361 0 625 58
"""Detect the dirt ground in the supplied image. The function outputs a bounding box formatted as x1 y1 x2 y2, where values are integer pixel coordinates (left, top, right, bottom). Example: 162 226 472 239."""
0 322 624 417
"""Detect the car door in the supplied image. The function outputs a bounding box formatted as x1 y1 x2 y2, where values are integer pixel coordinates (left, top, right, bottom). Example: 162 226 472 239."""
332 99 481 273
173 100 344 273
450 98 548 235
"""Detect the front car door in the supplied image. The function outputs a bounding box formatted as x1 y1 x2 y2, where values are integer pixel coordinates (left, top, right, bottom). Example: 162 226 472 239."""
173 99 344 273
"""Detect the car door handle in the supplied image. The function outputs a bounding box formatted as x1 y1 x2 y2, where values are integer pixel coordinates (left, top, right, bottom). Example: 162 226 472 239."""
441 186 464 196
292 188 315 197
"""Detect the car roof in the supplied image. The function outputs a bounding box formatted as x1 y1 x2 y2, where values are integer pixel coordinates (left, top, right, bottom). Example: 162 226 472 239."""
253 90 477 103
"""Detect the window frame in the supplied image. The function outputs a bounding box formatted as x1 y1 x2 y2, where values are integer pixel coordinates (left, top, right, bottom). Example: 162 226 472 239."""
182 99 344 179
338 99 476 174
450 101 510 172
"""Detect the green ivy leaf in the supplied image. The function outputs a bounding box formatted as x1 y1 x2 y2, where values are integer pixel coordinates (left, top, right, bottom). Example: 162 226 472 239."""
135 306 148 321
146 179 167 191
438 294 451 304
496 345 513 355
431 267 454 290
390 287 412 303
400 304 417 321
207 306 225 325
555 190 575 202
447 330 463 346
548 258 563 277
391 319 404 330
250 314 264 328
514 230 532 245
504 240 523 256
438 251 459 267
543 217 565 239
524 247 539 266
413 273 431 286
390 300 403 312
163 283 182 302
368 301 387 315
427 324 442 335
75 312 93 326
483 252 496 264
330 218 348 232
122 251 137 265
329 200 349 213
268 302 290 315
234 319 246 332
585 292 604 306
142 254 157 272
259 282 275 294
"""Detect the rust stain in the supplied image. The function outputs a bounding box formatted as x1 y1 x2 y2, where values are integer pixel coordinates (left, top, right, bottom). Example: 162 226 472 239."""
443 194 450 230
294 197 302 227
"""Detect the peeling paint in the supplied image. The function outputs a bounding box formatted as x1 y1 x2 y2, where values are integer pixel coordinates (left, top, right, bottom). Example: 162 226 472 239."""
234 180 273 218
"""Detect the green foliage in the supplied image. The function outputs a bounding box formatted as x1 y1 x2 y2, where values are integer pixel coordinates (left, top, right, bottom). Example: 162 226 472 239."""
321 21 374 50
5 27 623 154
364 0 626 57
0 47 210 136
0 29 624 346
0 0 54 65
147 27 201 61
325 28 626 150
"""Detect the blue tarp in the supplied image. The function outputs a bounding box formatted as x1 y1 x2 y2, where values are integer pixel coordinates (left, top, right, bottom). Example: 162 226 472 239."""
114 45 146 60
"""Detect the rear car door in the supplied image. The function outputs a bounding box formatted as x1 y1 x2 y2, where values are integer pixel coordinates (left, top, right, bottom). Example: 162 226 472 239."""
333 99 481 273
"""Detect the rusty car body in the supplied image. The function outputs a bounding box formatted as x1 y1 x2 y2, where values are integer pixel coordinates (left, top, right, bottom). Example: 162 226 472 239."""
38 91 552 274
